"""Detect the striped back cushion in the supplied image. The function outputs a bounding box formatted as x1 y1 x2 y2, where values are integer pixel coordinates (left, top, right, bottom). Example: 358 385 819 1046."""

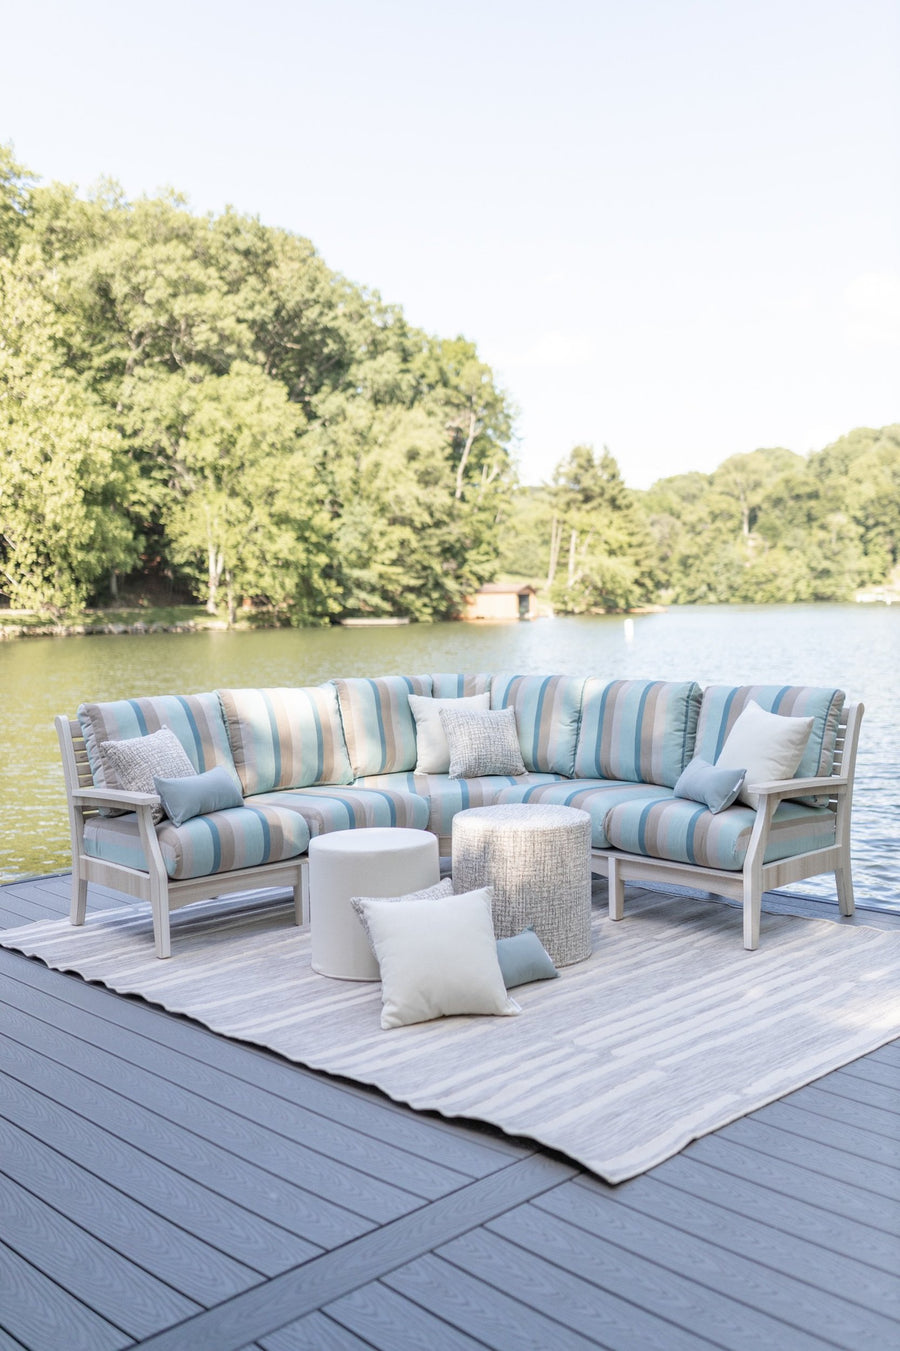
217 686 353 796
574 679 702 787
333 675 433 776
490 674 586 776
430 673 493 698
78 692 235 790
695 685 845 804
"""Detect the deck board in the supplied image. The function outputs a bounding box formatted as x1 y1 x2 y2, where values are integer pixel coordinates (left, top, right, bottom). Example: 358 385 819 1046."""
486 1202 842 1351
0 875 898 1351
262 1310 382 1350
315 1282 491 1351
0 990 470 1206
0 1234 131 1351
772 1081 900 1139
383 1251 605 1351
0 1167 200 1338
0 1056 327 1269
532 1180 899 1347
644 1152 900 1272
673 1134 900 1234
0 975 426 1226
432 1227 723 1351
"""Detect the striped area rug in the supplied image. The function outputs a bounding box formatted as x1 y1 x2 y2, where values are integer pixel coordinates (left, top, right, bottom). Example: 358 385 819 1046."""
4 892 899 1183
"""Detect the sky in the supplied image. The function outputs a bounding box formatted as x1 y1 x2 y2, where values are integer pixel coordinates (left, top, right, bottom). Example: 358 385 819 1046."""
2 0 898 488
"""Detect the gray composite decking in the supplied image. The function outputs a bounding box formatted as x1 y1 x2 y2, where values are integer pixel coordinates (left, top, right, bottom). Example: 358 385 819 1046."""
0 874 898 1351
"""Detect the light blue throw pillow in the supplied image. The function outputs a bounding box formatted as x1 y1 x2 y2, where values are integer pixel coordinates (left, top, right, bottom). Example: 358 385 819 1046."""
674 756 746 815
154 766 243 826
496 927 558 988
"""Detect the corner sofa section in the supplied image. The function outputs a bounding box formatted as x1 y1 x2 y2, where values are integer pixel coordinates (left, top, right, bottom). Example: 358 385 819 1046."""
58 672 860 958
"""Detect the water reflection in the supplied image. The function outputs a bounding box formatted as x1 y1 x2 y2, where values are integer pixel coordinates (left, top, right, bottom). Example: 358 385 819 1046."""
2 604 897 906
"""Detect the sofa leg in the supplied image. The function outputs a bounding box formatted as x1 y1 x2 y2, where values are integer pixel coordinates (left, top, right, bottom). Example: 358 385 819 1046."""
153 915 172 959
294 862 308 927
835 864 855 917
70 872 88 927
150 885 172 959
742 878 761 951
608 858 625 921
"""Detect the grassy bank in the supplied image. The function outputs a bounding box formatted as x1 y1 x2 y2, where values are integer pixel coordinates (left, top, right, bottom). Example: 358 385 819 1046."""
0 603 288 639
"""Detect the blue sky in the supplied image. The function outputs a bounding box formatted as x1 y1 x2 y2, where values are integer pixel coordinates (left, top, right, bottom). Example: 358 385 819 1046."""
3 0 897 487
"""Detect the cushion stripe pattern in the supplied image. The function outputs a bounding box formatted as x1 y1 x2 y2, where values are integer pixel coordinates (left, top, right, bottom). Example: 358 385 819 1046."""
495 779 673 848
490 673 586 776
252 786 430 838
694 685 845 804
79 692 236 785
217 686 353 795
83 803 310 880
333 675 432 777
603 796 837 871
355 771 564 845
429 673 493 698
574 679 702 787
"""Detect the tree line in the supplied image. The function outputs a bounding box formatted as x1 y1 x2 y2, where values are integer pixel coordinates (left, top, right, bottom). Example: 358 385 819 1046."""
0 147 513 621
498 428 900 611
2 147 897 620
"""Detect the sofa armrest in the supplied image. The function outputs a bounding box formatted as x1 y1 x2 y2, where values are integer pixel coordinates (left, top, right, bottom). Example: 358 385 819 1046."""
748 774 849 803
72 786 160 812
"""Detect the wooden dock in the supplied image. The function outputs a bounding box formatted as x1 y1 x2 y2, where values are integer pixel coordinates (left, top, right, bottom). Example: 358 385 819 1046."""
1 874 898 1350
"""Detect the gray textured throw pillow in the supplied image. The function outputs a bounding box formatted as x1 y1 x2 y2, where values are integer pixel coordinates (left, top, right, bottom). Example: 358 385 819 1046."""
351 878 454 943
100 727 195 823
439 706 527 778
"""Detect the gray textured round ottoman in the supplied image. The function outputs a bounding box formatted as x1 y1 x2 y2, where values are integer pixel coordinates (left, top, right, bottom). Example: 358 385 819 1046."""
451 804 592 966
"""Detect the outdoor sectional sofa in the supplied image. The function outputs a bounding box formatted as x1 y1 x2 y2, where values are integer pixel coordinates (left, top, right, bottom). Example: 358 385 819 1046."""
56 673 863 958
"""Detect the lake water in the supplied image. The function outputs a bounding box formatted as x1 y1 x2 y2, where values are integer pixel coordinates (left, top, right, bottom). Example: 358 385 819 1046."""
2 605 897 908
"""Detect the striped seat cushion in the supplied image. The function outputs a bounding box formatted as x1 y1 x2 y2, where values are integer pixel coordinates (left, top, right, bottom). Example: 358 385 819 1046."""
252 786 430 837
430 673 493 698
695 685 845 805
355 771 564 850
574 679 702 787
490 674 586 776
84 803 310 881
603 796 837 872
217 686 353 795
332 675 432 777
495 779 673 848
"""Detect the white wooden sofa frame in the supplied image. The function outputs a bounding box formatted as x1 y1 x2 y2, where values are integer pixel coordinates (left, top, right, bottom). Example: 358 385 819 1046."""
56 716 307 959
589 700 864 950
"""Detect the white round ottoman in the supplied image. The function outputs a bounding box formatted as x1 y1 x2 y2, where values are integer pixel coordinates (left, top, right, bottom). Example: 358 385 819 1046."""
451 804 592 966
308 827 440 980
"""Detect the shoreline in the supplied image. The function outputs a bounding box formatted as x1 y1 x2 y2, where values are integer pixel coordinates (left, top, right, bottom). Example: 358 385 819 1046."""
0 618 237 640
0 607 664 641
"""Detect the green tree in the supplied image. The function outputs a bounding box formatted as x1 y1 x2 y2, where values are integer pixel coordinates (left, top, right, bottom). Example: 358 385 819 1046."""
124 361 337 623
0 251 137 611
548 445 655 613
712 447 803 539
0 143 34 259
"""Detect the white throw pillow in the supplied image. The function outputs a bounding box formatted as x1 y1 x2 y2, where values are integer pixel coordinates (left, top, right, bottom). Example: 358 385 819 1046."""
716 701 814 809
408 692 491 773
354 886 521 1029
439 706 527 778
